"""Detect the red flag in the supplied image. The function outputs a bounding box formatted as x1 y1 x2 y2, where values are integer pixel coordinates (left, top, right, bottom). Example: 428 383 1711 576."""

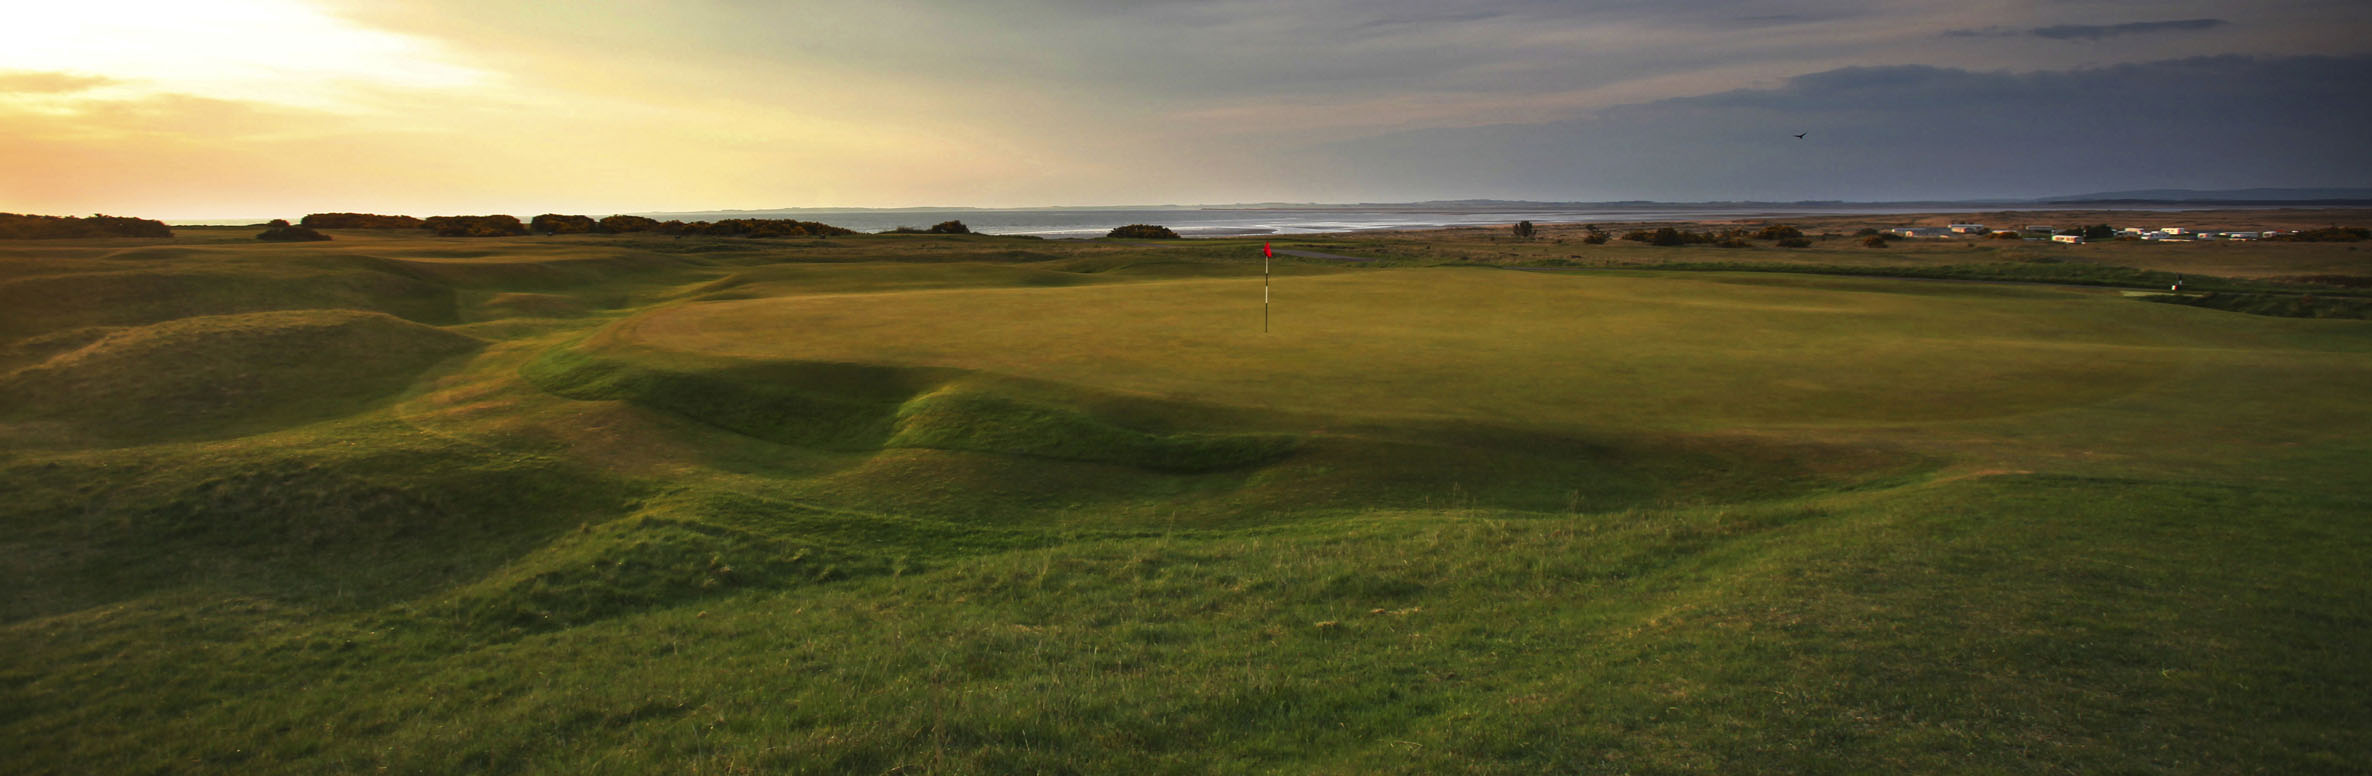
1264 242 1272 258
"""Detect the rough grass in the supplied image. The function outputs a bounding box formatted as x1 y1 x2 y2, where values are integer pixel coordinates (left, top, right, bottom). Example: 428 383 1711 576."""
1 226 2368 773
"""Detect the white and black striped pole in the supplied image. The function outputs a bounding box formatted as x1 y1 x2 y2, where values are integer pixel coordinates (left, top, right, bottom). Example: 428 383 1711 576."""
1263 242 1271 333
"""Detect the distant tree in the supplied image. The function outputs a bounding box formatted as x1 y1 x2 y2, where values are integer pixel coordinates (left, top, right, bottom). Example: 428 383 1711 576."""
256 224 331 242
928 220 972 234
531 214 597 235
1107 224 1181 239
1512 220 1536 238
1650 227 1687 246
302 213 422 229
2082 223 2115 239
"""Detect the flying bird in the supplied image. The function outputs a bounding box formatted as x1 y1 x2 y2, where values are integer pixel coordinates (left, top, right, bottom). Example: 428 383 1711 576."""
1794 132 1808 139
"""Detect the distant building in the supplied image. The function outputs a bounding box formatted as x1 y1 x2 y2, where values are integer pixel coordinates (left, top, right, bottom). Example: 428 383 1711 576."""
2052 234 2085 244
1891 227 1949 238
2160 227 2191 236
2025 225 2057 235
1949 223 1989 234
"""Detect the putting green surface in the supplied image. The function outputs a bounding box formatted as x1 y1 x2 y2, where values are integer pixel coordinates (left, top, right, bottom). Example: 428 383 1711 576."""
621 269 2195 430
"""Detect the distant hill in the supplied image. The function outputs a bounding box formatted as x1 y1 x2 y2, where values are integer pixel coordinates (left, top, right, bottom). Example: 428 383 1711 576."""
2041 187 2372 203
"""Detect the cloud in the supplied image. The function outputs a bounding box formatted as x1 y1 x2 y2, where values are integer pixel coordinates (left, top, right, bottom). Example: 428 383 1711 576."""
1946 19 2229 41
0 71 116 95
1294 55 2372 201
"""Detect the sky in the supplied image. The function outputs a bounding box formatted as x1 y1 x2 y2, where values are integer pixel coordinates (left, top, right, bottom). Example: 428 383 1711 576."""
2 0 2369 218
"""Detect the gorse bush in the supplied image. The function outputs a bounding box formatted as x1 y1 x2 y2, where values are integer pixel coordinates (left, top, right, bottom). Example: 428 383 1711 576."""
257 224 332 242
1753 224 1804 240
531 214 598 235
0 213 173 239
423 215 530 237
928 220 972 234
301 213 423 229
1107 224 1182 239
597 215 661 233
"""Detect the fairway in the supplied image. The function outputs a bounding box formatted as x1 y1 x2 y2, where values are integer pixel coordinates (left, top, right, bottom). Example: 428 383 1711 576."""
4 229 2370 774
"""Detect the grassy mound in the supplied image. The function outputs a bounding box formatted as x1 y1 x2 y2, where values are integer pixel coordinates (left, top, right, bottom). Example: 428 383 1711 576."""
478 292 598 319
522 346 939 450
0 265 458 338
522 344 1298 473
888 386 1298 473
0 310 481 438
0 428 643 622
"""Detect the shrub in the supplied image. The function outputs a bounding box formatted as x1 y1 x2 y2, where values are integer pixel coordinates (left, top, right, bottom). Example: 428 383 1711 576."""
928 220 971 234
257 224 331 242
1581 232 1609 245
2272 227 2370 242
1862 235 1891 248
1775 237 1813 248
530 214 597 235
1512 220 1536 238
1854 228 1881 237
1107 224 1181 239
597 215 661 233
1716 237 1752 248
301 213 422 229
0 213 174 239
1752 224 1803 240
422 215 529 237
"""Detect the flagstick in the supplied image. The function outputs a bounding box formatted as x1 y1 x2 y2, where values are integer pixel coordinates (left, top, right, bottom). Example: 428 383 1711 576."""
1263 247 1271 334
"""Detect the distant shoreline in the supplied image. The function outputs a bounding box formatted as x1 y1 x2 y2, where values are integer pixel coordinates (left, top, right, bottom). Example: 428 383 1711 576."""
168 203 2372 236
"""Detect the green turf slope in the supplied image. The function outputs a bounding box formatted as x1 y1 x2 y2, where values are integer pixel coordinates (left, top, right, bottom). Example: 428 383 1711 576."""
0 230 2366 773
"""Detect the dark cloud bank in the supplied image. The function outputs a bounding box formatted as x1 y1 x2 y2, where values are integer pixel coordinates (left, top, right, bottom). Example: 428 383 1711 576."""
1301 55 2372 201
1946 19 2230 41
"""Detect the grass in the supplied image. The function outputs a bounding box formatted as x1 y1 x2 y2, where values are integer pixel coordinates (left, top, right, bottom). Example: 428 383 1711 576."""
1 224 2368 773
